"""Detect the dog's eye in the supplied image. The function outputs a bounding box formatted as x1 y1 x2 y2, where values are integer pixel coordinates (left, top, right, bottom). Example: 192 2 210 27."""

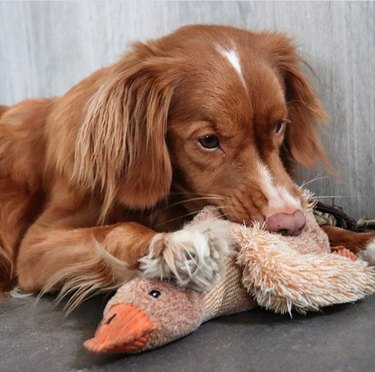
149 289 161 298
198 135 220 150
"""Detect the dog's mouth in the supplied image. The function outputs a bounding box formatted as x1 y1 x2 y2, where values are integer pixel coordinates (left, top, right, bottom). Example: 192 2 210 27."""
84 303 157 353
217 206 264 226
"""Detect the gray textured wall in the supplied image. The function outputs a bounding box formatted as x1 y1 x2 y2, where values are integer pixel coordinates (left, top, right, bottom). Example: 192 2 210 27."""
0 1 374 218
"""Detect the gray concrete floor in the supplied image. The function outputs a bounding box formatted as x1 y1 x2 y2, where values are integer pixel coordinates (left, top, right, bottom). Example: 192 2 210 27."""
1 293 374 372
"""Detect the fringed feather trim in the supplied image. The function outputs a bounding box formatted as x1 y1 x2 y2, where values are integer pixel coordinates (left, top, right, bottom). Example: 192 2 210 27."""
236 225 375 315
39 239 137 314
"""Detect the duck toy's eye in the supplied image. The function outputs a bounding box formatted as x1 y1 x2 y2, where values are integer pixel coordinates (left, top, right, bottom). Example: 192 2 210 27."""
149 289 161 298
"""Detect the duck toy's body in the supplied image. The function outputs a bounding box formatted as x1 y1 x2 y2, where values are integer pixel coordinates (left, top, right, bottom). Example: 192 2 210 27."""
84 207 375 354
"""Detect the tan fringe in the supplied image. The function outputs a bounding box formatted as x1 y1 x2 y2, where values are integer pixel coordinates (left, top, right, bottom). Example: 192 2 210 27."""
39 239 137 314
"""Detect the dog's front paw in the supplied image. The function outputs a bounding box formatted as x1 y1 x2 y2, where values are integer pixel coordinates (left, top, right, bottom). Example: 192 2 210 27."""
138 219 231 291
358 238 375 266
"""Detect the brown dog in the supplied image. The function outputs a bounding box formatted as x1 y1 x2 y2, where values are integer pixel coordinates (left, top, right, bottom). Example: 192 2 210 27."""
1 25 373 299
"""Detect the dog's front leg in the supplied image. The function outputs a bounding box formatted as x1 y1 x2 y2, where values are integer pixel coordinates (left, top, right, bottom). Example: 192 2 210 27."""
16 212 230 294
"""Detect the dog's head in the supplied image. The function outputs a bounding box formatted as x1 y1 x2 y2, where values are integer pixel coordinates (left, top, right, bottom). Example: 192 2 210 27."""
76 25 330 234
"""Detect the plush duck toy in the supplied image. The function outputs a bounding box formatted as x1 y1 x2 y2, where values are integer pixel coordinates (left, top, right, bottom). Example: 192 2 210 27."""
84 207 375 354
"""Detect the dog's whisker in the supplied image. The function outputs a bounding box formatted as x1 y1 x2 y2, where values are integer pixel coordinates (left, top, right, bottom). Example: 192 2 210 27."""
155 210 202 227
300 176 330 188
164 196 224 209
313 196 354 199
216 205 234 220
156 203 233 227
216 205 232 210
169 192 225 198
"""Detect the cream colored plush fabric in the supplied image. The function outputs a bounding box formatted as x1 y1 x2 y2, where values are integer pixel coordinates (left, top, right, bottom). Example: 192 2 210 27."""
235 213 375 314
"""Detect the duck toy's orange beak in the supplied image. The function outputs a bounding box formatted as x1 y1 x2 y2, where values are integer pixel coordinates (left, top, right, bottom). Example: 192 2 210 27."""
84 303 157 354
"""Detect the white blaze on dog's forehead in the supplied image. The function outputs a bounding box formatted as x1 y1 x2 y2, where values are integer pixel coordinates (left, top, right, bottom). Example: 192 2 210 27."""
216 44 246 87
258 161 301 213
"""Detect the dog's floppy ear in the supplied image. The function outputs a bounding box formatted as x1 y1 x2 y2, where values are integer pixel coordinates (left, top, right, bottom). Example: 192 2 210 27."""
267 33 332 172
74 44 176 220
